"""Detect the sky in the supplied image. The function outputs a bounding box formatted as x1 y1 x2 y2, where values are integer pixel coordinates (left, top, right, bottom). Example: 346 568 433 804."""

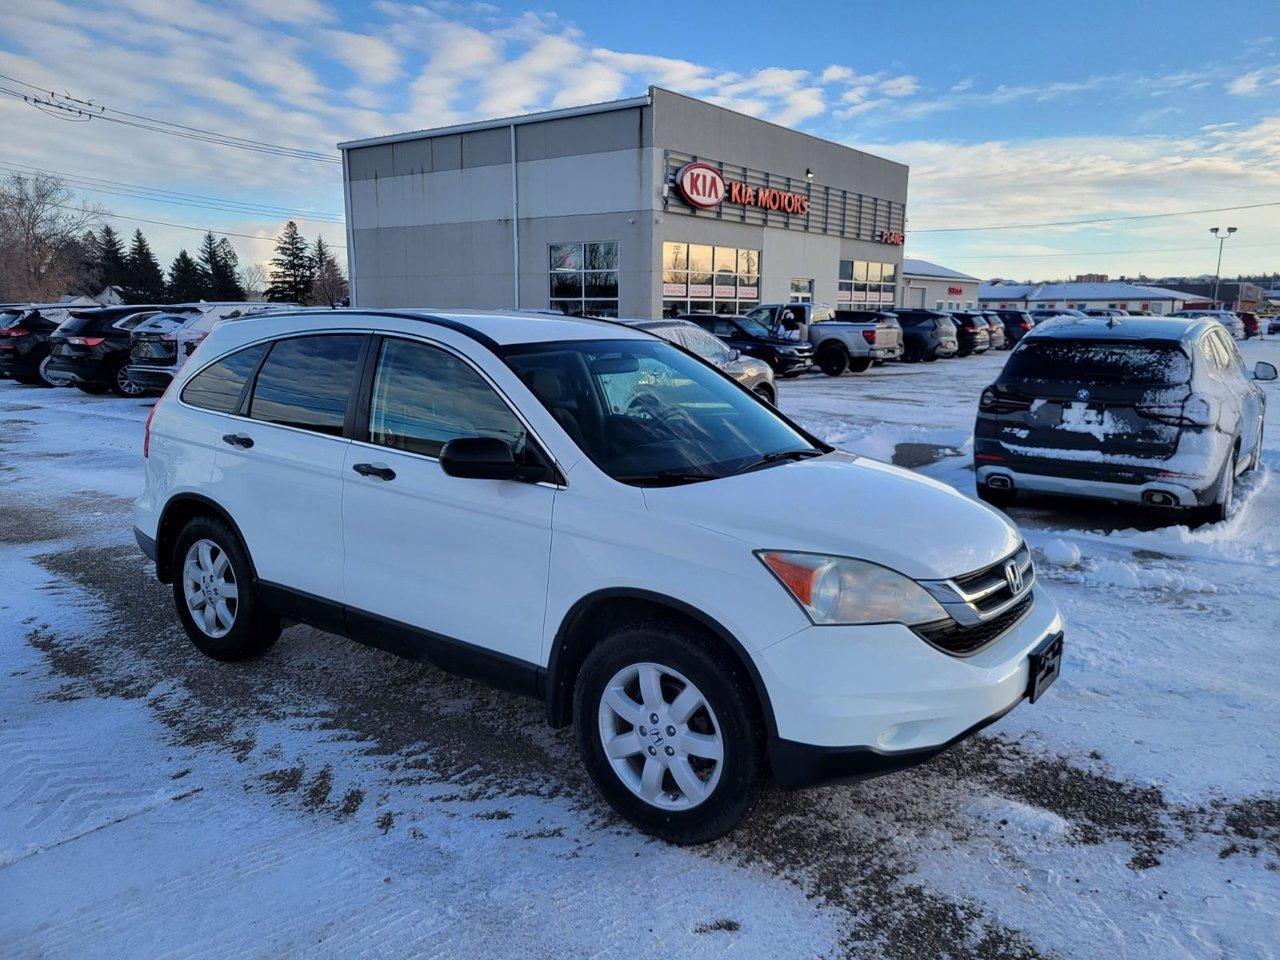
1 0 1278 283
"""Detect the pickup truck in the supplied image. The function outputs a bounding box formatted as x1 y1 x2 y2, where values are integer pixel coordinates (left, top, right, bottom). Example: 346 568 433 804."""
743 302 904 376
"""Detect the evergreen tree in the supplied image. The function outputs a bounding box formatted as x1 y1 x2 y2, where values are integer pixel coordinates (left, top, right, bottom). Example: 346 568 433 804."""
213 237 245 300
266 221 314 303
123 229 165 303
166 249 206 303
95 225 129 294
308 235 347 306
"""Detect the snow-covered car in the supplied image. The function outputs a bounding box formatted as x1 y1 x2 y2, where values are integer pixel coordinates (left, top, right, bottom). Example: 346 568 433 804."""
1028 309 1087 324
134 308 1064 844
974 315 1275 522
617 317 777 404
1168 309 1246 340
128 302 284 392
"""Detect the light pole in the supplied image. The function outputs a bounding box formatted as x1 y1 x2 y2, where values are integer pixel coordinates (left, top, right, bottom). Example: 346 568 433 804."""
1210 226 1237 308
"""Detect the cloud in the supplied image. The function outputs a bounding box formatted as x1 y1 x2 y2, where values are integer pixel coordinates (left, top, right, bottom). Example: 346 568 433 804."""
1226 66 1280 95
950 78 974 93
324 30 402 86
879 74 919 98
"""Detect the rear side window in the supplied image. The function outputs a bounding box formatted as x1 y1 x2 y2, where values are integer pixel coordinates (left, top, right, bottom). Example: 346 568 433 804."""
1004 340 1191 385
248 335 364 435
181 343 269 413
367 338 526 458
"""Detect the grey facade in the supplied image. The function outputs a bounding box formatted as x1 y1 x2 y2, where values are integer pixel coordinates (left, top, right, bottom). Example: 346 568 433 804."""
898 258 980 311
340 87 909 318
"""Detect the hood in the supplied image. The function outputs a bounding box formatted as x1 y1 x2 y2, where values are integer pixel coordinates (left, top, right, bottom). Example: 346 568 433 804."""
642 451 1021 580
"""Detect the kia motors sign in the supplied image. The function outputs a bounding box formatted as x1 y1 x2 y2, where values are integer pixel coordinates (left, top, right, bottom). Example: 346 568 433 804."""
676 163 726 209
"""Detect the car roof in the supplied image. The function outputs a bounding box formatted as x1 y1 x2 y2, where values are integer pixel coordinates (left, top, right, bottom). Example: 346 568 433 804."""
1023 315 1211 342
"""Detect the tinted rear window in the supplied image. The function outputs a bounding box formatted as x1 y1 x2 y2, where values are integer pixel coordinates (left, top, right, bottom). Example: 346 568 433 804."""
181 343 270 413
1003 340 1191 384
0 311 23 329
248 335 364 435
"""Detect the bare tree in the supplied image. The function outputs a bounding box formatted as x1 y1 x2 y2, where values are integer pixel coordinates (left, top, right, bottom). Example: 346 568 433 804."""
237 261 269 300
0 172 105 302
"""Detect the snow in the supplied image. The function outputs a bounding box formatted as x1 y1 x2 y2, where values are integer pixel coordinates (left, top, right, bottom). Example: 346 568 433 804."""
3 338 1280 958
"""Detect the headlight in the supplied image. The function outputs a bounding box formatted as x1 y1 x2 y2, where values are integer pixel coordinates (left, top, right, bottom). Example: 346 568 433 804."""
758 551 947 626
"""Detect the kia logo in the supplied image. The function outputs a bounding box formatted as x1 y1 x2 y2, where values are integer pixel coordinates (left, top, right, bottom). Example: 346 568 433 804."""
676 162 726 209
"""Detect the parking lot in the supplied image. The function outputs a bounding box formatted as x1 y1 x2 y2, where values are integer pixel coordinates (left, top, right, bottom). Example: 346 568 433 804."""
2 344 1278 960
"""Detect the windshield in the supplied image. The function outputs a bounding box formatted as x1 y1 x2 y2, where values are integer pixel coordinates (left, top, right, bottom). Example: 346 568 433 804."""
1003 340 1191 385
649 323 732 363
503 338 819 485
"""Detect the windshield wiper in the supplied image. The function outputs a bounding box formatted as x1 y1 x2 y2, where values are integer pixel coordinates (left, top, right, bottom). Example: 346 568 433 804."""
729 449 823 476
615 470 718 487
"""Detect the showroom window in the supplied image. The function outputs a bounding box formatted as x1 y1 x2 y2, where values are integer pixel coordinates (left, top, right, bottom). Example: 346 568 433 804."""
837 260 897 307
549 241 619 317
661 242 760 317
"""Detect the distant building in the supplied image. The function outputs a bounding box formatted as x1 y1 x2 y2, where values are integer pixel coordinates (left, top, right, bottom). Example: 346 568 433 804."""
1074 273 1109 283
898 258 980 310
980 279 1198 314
1150 279 1263 313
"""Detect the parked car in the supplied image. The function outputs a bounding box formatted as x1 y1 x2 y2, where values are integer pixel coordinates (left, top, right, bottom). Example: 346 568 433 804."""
46 305 167 396
948 311 992 356
980 310 1007 350
0 304 79 386
882 308 957 361
681 313 813 377
618 318 777 404
743 302 904 375
974 316 1274 522
1168 309 1246 340
1083 308 1129 318
1029 308 1087 324
129 302 282 392
136 308 1064 844
994 309 1035 347
1237 311 1260 339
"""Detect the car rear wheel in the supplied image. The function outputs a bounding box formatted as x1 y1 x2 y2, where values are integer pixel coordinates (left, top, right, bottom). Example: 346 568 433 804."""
817 344 848 376
753 384 775 405
1190 448 1237 525
173 517 280 661
573 620 764 844
110 358 147 398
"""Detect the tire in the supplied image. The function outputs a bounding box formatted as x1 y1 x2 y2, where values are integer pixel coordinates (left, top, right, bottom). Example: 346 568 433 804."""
76 382 108 395
957 348 972 358
573 619 765 845
902 341 922 363
753 384 775 405
848 357 872 374
817 344 848 377
172 516 280 662
923 347 940 362
977 482 1017 508
110 358 148 398
1188 447 1237 525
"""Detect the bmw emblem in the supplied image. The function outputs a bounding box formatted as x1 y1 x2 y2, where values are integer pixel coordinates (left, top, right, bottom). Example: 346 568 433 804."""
1076 388 1090 401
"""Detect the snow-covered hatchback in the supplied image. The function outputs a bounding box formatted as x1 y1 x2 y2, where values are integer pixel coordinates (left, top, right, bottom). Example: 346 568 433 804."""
975 316 1275 522
135 308 1064 843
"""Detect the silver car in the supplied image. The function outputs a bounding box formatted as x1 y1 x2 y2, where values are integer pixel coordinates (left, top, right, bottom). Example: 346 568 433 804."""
620 318 777 404
1168 309 1246 340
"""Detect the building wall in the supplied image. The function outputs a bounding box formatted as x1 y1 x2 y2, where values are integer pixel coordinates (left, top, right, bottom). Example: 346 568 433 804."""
899 275 978 310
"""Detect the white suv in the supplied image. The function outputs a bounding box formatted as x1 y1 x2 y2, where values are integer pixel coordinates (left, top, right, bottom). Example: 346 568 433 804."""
135 309 1064 843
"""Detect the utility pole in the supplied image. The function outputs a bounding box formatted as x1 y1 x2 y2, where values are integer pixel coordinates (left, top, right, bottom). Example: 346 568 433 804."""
1210 226 1236 308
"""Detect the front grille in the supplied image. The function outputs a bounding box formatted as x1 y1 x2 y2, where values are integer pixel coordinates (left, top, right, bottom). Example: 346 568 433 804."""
915 593 1034 656
952 543 1033 615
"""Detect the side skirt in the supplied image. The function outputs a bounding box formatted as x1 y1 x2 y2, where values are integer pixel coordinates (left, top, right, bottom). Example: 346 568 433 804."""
255 580 544 700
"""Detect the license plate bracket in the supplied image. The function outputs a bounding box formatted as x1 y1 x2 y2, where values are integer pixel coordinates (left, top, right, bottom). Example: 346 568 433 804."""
1027 632 1063 703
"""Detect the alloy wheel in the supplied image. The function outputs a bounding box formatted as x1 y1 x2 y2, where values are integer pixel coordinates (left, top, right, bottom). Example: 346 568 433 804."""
597 662 723 811
117 363 146 396
182 539 238 638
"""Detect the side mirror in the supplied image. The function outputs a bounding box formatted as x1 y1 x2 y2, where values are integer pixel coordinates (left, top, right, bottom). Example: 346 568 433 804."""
439 437 520 480
1254 361 1278 382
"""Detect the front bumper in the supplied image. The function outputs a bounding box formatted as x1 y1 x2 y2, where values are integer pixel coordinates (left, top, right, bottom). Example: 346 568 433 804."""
774 352 813 374
757 583 1063 788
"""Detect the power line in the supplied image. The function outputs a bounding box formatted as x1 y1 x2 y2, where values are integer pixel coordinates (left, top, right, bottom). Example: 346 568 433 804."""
942 239 1280 260
0 73 341 164
0 160 344 223
49 202 346 250
911 201 1280 234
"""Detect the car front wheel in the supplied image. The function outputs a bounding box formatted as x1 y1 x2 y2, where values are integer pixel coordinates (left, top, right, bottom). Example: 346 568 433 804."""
753 384 775 405
573 620 764 844
817 344 848 376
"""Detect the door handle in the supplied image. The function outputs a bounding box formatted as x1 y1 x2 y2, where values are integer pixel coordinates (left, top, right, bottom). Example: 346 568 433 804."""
352 462 396 481
222 433 254 449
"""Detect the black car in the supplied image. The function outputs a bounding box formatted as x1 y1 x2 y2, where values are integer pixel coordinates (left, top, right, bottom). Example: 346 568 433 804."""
46 305 165 396
947 311 992 356
680 313 813 376
885 308 959 361
995 309 1035 347
0 305 70 386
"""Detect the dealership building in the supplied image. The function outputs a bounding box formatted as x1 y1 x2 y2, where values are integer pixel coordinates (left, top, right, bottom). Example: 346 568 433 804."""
897 258 981 311
980 280 1199 314
338 87 909 318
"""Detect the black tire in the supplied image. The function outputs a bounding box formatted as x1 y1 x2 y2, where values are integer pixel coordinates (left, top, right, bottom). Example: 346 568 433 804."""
957 347 972 358
977 482 1017 508
901 342 922 363
573 619 765 845
923 347 940 362
753 384 775 405
172 516 280 662
109 358 147 398
75 382 109 395
1188 447 1237 526
848 357 872 374
817 344 848 377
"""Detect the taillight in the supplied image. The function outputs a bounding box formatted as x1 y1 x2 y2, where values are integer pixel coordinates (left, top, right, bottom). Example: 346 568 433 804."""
1137 394 1213 427
861 329 876 345
2 327 29 337
980 385 1032 414
68 336 105 347
161 334 177 343
1020 321 1033 330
